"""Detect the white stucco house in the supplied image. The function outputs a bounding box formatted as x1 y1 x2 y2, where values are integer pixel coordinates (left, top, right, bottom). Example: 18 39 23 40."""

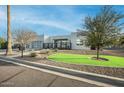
25 32 89 50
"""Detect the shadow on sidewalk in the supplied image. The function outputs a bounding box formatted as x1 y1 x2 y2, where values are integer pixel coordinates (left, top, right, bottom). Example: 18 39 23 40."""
0 61 18 66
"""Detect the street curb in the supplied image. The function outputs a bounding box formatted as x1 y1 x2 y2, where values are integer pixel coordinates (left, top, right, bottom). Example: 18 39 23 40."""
1 56 124 81
0 58 113 87
0 57 124 86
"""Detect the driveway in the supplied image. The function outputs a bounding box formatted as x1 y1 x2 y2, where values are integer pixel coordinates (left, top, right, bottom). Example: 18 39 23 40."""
0 61 97 87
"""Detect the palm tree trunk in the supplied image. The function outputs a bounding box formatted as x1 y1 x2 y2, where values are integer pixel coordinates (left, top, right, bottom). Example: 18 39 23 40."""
6 5 12 55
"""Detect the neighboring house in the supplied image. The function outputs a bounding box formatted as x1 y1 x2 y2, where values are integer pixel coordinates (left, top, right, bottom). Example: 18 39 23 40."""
24 32 89 50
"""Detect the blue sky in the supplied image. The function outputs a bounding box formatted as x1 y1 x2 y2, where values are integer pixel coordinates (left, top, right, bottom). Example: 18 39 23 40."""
0 5 124 38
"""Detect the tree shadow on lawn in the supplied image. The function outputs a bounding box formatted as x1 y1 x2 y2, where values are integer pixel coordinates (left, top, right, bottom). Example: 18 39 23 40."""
49 58 89 60
49 57 110 62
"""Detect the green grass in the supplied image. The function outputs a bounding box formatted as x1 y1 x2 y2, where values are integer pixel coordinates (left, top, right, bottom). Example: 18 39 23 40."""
48 53 124 68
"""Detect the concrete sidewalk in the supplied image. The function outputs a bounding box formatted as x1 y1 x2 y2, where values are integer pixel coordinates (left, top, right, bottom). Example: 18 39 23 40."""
0 61 97 87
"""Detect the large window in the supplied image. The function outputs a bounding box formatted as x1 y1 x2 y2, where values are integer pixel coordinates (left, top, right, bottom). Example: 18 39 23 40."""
32 41 42 49
76 39 83 46
54 39 71 49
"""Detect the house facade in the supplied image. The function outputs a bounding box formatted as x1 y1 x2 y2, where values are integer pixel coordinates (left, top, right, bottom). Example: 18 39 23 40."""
26 32 89 50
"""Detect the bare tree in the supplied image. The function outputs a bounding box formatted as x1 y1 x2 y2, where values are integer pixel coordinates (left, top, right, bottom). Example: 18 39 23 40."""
13 29 37 57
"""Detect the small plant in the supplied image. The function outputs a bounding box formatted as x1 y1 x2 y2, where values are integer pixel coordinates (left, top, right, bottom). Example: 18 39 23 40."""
46 50 49 54
40 50 49 54
53 48 58 52
30 52 37 57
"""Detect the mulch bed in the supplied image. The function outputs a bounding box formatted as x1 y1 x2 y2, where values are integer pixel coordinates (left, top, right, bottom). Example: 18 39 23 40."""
16 56 124 78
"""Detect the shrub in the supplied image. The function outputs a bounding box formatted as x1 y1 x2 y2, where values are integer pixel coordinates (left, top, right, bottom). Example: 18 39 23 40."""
40 50 49 54
46 50 49 54
30 52 37 57
53 49 58 52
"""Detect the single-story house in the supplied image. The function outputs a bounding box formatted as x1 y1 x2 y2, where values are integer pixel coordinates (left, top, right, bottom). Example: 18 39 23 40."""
25 32 89 50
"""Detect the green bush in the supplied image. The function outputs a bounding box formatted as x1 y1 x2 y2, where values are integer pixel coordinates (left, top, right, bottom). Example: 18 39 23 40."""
30 52 37 57
46 50 49 54
53 49 58 52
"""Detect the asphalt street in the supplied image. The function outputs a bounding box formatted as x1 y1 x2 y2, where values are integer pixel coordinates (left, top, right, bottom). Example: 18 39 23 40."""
0 56 124 87
0 61 98 87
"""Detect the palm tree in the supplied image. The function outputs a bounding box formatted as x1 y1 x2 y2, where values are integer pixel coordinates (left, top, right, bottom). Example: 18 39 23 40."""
84 6 124 59
6 5 12 55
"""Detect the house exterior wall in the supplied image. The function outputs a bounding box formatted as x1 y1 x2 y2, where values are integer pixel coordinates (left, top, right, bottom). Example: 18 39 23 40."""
28 35 44 49
50 35 71 43
25 32 89 50
44 36 50 43
43 35 71 49
70 32 89 50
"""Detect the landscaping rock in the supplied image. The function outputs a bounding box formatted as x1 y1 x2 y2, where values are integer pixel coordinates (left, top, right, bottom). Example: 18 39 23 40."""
16 56 124 78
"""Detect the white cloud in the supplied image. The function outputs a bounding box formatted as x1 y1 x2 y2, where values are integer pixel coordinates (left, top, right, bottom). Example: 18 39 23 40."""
26 19 75 32
10 11 77 32
0 9 7 30
0 6 86 32
0 11 4 16
0 10 6 20
12 6 86 32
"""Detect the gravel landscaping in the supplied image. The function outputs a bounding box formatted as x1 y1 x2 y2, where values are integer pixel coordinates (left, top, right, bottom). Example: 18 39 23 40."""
16 56 124 78
13 49 124 78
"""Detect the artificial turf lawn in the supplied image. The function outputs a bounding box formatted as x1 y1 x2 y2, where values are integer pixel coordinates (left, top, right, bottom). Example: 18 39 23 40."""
48 53 124 67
